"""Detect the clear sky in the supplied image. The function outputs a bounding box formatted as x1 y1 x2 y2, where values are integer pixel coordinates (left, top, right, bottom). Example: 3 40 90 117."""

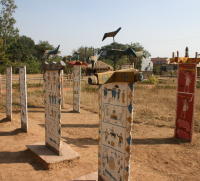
15 0 200 57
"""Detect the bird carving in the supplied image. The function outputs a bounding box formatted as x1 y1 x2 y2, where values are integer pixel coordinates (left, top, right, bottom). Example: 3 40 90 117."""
102 27 121 42
44 45 60 59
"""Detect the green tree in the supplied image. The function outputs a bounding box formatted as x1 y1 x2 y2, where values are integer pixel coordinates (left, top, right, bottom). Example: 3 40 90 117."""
72 46 99 62
100 42 151 70
34 41 54 61
6 35 36 62
0 0 18 50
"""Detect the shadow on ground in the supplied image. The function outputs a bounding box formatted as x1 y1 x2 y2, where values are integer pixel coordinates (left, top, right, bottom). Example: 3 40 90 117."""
63 137 98 148
0 150 46 170
0 128 26 136
132 137 188 145
39 123 99 128
0 117 10 123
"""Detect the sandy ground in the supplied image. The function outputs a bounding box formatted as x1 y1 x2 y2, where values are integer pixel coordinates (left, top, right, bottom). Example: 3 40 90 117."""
0 105 199 181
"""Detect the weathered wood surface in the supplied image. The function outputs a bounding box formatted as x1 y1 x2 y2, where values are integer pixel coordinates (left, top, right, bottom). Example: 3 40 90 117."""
6 67 12 121
19 66 28 132
98 82 134 181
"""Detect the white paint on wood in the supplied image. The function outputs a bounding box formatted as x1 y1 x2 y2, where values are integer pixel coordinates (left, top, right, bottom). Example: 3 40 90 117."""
19 66 28 132
73 66 81 112
6 67 12 121
98 82 134 181
44 70 62 155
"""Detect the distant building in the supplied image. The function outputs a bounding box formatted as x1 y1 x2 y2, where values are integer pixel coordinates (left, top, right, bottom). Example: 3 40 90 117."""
151 57 169 65
141 58 153 71
151 57 177 75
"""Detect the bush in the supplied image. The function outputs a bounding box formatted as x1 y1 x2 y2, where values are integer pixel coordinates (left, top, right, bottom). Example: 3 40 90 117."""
141 75 159 85
26 58 41 74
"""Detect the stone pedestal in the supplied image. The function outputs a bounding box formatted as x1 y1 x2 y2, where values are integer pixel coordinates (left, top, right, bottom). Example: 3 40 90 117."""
27 142 79 169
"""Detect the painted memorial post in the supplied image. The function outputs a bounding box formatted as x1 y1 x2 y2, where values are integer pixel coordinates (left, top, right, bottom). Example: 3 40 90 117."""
44 68 62 155
98 82 134 181
6 67 12 121
27 62 79 169
78 69 143 181
19 66 28 132
175 63 197 141
170 47 200 142
68 61 87 113
73 65 81 113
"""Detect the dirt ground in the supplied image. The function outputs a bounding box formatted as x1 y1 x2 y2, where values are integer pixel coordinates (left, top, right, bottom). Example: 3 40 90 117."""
0 104 199 181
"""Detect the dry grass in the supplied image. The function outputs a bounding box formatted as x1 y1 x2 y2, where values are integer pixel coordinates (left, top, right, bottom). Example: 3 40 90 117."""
0 74 199 132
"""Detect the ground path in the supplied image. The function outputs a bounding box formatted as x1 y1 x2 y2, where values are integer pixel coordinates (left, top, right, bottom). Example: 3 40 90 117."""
0 105 199 181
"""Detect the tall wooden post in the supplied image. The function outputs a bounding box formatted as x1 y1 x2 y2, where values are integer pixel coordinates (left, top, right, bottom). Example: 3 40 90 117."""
73 65 81 113
6 67 12 121
80 68 143 181
60 69 64 108
98 82 134 181
44 68 62 155
170 47 200 142
175 63 197 141
19 66 28 132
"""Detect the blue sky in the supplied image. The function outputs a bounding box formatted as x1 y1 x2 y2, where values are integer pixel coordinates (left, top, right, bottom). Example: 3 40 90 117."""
15 0 200 57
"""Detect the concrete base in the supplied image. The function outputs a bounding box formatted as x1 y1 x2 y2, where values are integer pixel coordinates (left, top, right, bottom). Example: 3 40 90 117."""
27 141 79 169
73 172 98 181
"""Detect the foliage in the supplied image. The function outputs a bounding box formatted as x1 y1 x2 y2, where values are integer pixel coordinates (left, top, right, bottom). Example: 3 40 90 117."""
25 57 41 74
6 35 36 62
0 0 18 50
72 46 99 62
141 75 158 85
34 41 54 61
99 42 151 70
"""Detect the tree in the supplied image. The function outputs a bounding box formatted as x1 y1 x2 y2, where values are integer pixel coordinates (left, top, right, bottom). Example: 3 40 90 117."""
6 35 36 62
0 0 18 50
72 46 98 62
34 41 54 61
100 42 151 70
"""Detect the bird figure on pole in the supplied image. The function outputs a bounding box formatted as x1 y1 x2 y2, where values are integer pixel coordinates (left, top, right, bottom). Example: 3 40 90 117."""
44 45 60 59
102 27 121 42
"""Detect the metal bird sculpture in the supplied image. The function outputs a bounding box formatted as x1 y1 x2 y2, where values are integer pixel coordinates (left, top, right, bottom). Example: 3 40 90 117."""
100 47 143 58
102 27 121 42
44 45 60 59
100 47 144 70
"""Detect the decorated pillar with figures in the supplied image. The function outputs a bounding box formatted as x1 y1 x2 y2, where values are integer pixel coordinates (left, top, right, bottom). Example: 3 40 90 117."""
170 47 200 142
19 66 28 132
6 67 12 121
68 61 87 113
44 64 63 155
87 69 143 181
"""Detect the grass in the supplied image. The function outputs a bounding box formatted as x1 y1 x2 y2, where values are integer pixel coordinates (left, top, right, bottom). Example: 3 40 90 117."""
0 75 199 132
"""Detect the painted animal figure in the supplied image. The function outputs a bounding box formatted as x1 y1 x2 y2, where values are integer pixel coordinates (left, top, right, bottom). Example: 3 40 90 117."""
102 27 121 42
